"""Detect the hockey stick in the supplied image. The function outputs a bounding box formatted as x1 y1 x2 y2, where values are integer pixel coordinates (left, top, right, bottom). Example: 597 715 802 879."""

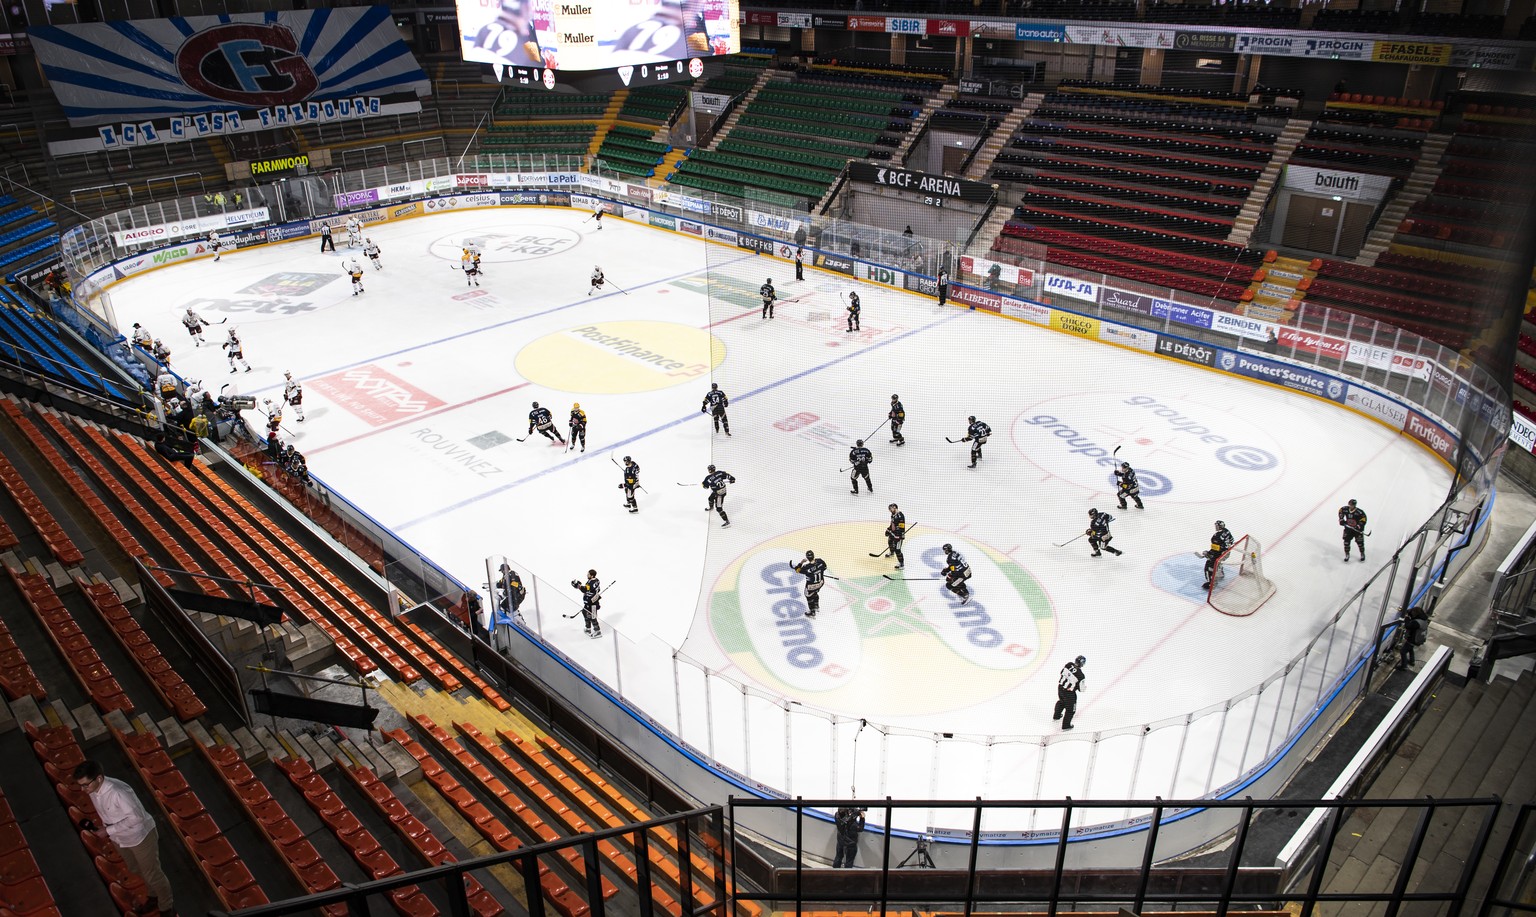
945 436 964 443
869 523 918 556
881 574 940 581
1053 533 1086 548
212 317 229 325
607 281 629 296
863 417 891 443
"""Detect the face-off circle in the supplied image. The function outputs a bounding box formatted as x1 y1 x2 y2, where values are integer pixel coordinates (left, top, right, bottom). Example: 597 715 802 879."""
1012 392 1284 502
516 320 724 394
705 523 1056 717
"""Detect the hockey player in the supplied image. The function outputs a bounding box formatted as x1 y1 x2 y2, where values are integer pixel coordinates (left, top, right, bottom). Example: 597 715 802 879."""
283 371 305 422
130 323 153 348
589 266 605 296
794 248 804 281
702 464 735 528
568 403 587 452
1339 499 1367 562
619 456 641 513
207 230 223 262
790 550 829 618
888 394 906 446
1115 461 1144 510
1086 508 1123 557
760 278 777 319
701 383 730 435
1053 656 1086 730
363 238 382 270
572 570 602 638
155 368 177 402
592 208 603 230
264 400 284 443
845 291 861 332
885 503 907 569
319 224 335 252
941 543 972 605
345 216 362 248
345 257 365 296
184 378 205 409
527 401 565 444
961 416 991 468
150 338 172 366
1203 521 1236 589
461 248 481 286
847 439 873 494
495 564 526 617
181 307 207 346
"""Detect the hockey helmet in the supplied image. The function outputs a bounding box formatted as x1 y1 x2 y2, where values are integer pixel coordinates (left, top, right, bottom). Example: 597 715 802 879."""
594 265 601 271
855 439 864 447
1088 508 1097 515
766 277 772 283
888 503 898 512
805 550 815 559
588 569 597 578
1121 461 1131 469
623 456 632 463
891 394 899 400
942 543 954 553
707 464 716 472
1348 498 1357 506
284 370 292 379
132 323 141 329
967 415 976 423
573 402 580 409
710 383 719 390
1075 655 1086 667
1215 520 1227 529
531 401 539 408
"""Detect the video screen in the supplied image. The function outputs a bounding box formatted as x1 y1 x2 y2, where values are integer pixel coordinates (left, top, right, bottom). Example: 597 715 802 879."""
457 0 738 71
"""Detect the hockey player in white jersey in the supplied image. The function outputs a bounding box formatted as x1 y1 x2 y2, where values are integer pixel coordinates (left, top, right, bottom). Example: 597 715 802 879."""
461 249 482 287
223 327 251 373
344 257 365 296
363 237 382 271
283 371 305 422
589 265 604 296
207 230 223 262
345 217 362 248
181 306 207 346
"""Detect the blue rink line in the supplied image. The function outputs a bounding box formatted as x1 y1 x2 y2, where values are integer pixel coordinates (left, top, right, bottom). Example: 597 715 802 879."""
393 308 965 532
246 254 761 397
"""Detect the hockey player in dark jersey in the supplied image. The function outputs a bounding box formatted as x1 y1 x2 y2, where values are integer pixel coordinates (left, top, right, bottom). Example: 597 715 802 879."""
619 456 641 513
760 278 777 319
1203 520 1236 588
1054 656 1085 730
528 401 565 444
701 383 730 435
961 416 991 468
568 403 587 452
702 464 736 527
845 291 861 332
847 440 873 494
572 570 602 638
791 549 829 617
888 394 906 446
941 543 972 605
1338 499 1367 562
885 503 907 569
1086 508 1123 557
1114 461 1144 510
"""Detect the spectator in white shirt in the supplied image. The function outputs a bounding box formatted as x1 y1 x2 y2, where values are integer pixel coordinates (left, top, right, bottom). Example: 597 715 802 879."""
75 759 175 916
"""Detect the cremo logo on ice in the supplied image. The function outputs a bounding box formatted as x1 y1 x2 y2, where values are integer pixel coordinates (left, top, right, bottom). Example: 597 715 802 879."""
705 523 1056 717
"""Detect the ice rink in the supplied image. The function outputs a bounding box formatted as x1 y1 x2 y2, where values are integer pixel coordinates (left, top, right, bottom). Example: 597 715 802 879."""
101 206 1453 819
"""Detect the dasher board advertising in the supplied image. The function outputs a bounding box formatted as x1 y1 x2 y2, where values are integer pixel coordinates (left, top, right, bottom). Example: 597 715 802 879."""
457 0 739 71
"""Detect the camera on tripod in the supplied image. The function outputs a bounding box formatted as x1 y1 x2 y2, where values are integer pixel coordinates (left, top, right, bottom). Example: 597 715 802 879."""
218 394 257 411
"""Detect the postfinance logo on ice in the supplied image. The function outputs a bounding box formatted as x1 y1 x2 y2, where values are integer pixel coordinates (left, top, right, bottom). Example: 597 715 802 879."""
707 524 1055 717
517 320 725 393
1011 392 1283 501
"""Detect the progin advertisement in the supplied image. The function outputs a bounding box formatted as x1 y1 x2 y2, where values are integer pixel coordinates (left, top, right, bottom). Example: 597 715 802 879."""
458 0 739 71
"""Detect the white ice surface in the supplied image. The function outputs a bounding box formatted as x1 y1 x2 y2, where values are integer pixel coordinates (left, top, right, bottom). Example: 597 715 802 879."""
103 208 1451 827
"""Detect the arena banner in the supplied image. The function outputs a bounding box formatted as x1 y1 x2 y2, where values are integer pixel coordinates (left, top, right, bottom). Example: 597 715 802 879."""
950 285 1002 313
1510 412 1536 455
1043 274 1098 303
928 19 970 37
1098 321 1158 352
1346 384 1409 430
1049 310 1100 339
1215 350 1346 403
109 207 271 247
1404 410 1457 464
1064 25 1174 48
1155 335 1217 367
29 7 429 129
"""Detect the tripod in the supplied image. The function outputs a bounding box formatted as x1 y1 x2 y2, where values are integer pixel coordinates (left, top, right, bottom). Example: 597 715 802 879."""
897 836 936 868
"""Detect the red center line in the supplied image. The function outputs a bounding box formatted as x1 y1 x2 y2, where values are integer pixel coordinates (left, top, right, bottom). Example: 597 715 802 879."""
1086 431 1407 714
305 381 532 456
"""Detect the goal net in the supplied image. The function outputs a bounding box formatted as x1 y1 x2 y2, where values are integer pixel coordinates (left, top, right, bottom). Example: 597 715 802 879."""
1207 535 1276 617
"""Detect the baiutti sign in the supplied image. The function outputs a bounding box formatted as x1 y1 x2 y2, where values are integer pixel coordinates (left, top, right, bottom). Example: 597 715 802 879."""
1283 165 1392 202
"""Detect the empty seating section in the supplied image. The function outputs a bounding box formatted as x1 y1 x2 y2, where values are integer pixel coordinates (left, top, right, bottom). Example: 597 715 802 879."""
0 600 45 702
384 727 596 917
997 223 1259 304
617 86 685 125
408 717 619 905
0 437 84 567
194 740 348 917
0 234 60 273
0 304 131 401
398 618 511 711
110 726 268 911
273 755 438 917
0 777 60 917
450 721 682 913
6 566 133 715
498 91 607 119
74 577 207 720
1292 125 1420 177
1408 117 1536 250
1321 93 1442 132
333 754 504 917
481 124 595 155
595 126 668 178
